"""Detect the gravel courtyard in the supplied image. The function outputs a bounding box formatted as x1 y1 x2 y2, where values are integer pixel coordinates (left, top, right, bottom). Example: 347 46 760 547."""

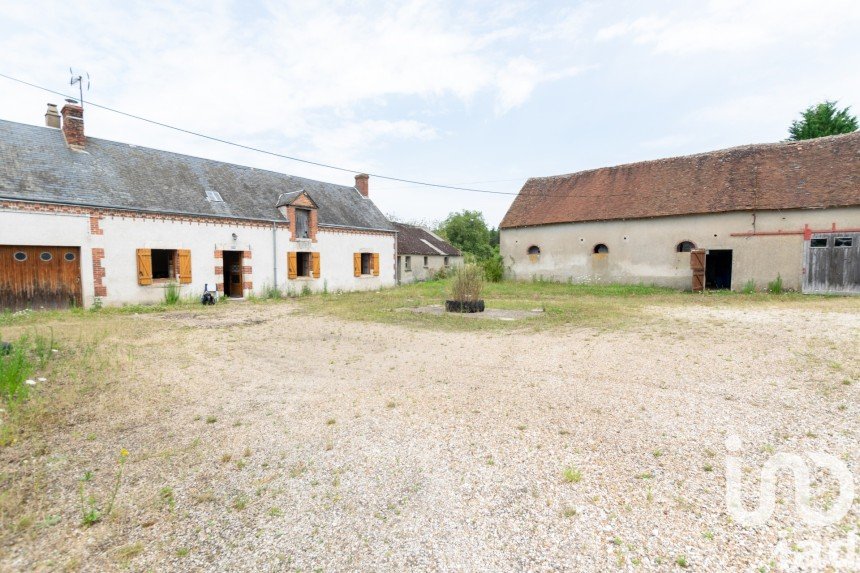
1 297 858 572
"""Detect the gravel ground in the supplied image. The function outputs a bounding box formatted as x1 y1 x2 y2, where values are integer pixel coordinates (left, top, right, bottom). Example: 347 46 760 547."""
1 300 858 572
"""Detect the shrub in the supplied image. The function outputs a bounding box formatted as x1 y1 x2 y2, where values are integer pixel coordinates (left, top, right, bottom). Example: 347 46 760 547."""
450 263 484 302
482 254 504 283
741 279 756 294
163 282 181 305
767 274 783 294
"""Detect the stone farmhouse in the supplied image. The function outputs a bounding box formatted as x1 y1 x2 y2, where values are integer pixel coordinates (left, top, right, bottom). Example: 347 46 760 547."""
394 223 462 284
500 133 860 294
0 102 396 311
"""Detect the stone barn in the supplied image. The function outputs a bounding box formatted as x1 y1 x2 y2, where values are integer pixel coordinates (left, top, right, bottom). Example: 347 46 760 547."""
500 133 860 294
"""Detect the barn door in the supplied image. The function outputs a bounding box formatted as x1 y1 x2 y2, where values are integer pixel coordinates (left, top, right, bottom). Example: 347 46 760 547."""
804 233 860 294
0 246 82 311
690 248 706 292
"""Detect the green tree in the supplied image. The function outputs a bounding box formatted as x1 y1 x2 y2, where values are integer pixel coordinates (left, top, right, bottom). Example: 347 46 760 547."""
788 101 858 140
437 210 494 261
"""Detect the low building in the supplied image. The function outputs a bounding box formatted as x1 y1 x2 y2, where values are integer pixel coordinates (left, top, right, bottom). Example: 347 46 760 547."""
0 102 396 311
394 223 462 284
500 133 860 294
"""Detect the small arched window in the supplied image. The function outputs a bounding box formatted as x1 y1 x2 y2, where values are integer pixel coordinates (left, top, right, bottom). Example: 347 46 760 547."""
676 241 696 253
593 244 609 254
527 245 540 255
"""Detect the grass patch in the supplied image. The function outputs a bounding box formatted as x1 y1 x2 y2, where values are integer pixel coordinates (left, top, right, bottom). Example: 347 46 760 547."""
293 278 828 332
562 466 582 484
163 282 182 305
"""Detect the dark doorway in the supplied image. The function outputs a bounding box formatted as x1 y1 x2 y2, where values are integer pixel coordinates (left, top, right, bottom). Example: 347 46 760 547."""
705 249 732 289
223 251 244 297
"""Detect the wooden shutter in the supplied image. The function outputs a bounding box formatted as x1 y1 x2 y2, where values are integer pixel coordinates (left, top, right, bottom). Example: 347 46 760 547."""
288 252 297 279
372 253 380 276
136 248 152 285
177 249 192 284
353 253 361 277
690 249 705 292
312 252 321 278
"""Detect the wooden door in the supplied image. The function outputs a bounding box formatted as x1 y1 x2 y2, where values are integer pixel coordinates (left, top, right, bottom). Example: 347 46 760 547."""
803 233 860 294
690 248 705 292
0 246 82 311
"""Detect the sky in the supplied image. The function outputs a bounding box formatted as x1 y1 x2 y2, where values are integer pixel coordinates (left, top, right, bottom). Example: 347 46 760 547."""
1 0 858 226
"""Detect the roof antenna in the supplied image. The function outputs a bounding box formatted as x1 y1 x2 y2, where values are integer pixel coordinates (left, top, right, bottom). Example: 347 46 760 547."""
69 68 90 107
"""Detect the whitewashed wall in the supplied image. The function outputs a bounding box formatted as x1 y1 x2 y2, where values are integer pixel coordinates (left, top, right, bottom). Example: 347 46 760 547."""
398 254 463 284
501 207 860 291
1 207 395 307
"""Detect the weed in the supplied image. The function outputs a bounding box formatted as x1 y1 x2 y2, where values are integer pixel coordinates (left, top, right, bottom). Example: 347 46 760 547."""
741 279 756 294
220 453 232 463
232 494 248 511
79 448 129 526
268 507 284 517
326 418 336 426
0 337 34 405
562 466 582 484
386 400 396 409
205 415 217 424
301 284 312 297
652 449 663 458
159 486 175 511
450 263 484 302
289 461 308 478
163 282 182 305
703 463 714 472
676 555 689 568
561 505 577 517
703 531 714 540
767 274 783 294
176 547 190 557
116 542 144 562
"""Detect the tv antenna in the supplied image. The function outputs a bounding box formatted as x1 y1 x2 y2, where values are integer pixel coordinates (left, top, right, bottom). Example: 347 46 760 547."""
69 68 90 107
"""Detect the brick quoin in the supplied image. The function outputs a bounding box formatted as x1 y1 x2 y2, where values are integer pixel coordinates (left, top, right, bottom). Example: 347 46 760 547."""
243 281 253 290
216 282 224 292
89 214 103 235
241 265 252 274
214 265 224 275
214 250 223 258
91 248 107 297
243 250 252 259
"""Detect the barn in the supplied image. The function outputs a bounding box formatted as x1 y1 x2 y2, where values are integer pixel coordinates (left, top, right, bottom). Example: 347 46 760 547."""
500 133 860 294
0 102 396 311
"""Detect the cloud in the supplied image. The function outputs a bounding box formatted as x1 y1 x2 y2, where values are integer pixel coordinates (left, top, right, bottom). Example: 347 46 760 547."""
596 0 860 54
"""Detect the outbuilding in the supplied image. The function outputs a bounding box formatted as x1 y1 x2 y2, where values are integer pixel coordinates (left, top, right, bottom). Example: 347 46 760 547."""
500 133 860 294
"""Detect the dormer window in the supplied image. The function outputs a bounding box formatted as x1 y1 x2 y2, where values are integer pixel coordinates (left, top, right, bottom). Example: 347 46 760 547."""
206 190 223 202
295 208 310 239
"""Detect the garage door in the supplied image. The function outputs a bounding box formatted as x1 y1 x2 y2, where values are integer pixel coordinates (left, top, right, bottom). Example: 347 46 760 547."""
0 246 83 311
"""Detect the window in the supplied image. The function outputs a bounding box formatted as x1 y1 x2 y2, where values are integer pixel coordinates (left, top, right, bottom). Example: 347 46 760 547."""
13 251 27 262
295 209 310 239
676 241 696 253
810 238 828 248
593 244 609 254
405 256 411 272
64 252 76 262
137 249 191 285
206 190 224 202
39 252 53 262
151 249 177 279
288 251 319 279
527 245 541 255
444 256 450 267
834 237 854 247
423 256 428 268
354 253 379 277
296 252 312 277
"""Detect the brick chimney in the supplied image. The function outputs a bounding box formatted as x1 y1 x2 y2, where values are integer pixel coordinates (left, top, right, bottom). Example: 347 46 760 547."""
44 103 60 128
355 173 369 197
60 100 85 148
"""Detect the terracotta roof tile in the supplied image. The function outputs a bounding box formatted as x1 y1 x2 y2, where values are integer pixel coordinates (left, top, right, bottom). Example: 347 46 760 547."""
500 132 860 228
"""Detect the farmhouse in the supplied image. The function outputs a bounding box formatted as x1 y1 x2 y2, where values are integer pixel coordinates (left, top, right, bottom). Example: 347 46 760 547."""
0 102 396 311
394 222 462 284
500 133 860 294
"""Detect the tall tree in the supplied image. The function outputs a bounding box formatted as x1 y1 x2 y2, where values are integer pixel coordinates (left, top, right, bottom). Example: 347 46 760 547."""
437 210 494 260
788 101 858 140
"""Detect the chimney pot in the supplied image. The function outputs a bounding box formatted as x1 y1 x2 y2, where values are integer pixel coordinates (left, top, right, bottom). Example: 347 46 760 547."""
355 173 369 197
60 102 85 148
45 103 60 128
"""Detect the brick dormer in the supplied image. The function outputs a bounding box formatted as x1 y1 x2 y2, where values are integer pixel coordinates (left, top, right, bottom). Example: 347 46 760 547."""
276 190 319 242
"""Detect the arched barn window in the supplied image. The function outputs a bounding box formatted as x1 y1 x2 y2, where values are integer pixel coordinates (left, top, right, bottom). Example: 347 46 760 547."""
676 241 696 253
593 244 609 254
527 245 540 262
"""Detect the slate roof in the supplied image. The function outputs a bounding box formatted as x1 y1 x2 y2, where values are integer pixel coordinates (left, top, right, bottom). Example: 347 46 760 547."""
0 119 395 231
500 132 860 229
394 223 461 256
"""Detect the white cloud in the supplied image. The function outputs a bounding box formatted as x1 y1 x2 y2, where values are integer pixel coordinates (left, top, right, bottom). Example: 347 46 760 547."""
596 0 860 54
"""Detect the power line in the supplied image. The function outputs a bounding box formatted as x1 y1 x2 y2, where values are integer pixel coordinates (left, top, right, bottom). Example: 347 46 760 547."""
0 71 527 197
